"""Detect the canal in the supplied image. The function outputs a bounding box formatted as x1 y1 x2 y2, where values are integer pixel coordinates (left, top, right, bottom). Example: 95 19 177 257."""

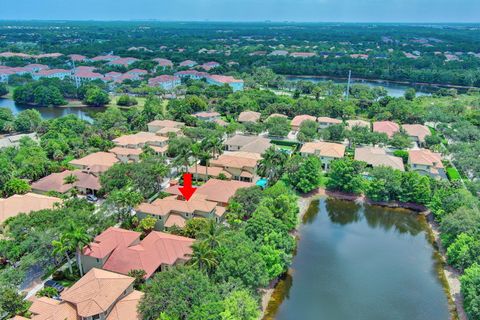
0 98 100 122
266 198 451 320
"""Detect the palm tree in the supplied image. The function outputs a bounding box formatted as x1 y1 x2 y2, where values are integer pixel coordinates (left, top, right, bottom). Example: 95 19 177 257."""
64 224 91 276
52 235 73 274
200 152 213 180
257 147 288 184
174 147 192 173
188 241 218 274
207 136 223 159
191 143 202 183
198 219 224 250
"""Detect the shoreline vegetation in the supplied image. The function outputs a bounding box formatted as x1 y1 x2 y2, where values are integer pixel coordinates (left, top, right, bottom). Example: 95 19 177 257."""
260 187 465 320
284 74 480 91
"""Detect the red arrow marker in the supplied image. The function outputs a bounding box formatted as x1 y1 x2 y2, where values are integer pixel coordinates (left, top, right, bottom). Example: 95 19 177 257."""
179 173 197 201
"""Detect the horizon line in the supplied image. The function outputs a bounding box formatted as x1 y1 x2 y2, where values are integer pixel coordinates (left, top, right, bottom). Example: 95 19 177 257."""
0 19 479 24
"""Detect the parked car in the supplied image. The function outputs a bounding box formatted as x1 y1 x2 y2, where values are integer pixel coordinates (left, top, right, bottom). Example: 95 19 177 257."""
86 194 98 202
44 279 64 293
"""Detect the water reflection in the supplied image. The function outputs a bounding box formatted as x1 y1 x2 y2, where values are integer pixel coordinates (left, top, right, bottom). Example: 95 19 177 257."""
267 198 451 320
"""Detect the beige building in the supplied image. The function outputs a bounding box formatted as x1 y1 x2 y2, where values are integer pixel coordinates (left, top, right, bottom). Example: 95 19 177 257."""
224 134 272 155
136 195 219 230
317 117 342 130
408 149 446 179
210 152 261 182
238 110 261 123
300 141 346 169
291 114 317 132
14 268 143 320
31 170 101 195
402 124 431 146
109 147 143 163
70 152 119 174
354 147 404 171
147 119 185 133
188 165 232 181
113 132 168 149
0 193 61 225
346 119 371 130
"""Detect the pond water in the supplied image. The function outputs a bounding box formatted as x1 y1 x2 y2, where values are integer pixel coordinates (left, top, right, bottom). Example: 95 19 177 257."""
266 198 451 320
0 98 101 122
286 76 431 98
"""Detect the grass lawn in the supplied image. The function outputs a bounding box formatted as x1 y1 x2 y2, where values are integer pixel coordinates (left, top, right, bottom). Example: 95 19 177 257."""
446 167 461 181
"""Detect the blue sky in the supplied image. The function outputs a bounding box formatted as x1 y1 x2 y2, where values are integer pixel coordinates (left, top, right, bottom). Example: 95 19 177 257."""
1 0 479 22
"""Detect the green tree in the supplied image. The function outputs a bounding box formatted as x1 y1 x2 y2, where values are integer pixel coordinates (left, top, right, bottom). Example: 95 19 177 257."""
52 234 74 274
0 83 8 97
0 286 30 319
84 86 110 107
257 147 288 185
3 177 31 196
117 95 138 106
14 109 42 132
64 224 91 276
220 290 260 320
404 88 416 101
139 216 157 235
297 120 318 142
286 155 322 193
139 266 220 320
447 233 480 271
106 188 143 222
36 287 59 298
460 263 480 320
265 116 290 137
128 269 147 290
326 158 366 194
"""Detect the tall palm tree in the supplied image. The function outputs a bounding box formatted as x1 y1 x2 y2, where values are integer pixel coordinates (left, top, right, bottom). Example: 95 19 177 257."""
207 136 223 159
191 143 202 183
198 219 224 250
64 225 91 277
188 241 218 274
52 235 73 274
258 147 288 184
200 152 213 180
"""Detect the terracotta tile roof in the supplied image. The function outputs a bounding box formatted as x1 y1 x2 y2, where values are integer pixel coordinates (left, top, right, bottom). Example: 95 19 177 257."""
164 214 187 228
354 147 404 171
106 290 143 320
346 119 370 129
109 147 143 157
300 141 346 158
113 132 168 147
165 179 254 204
210 153 260 170
153 58 173 66
31 170 101 193
136 197 217 217
108 57 138 66
0 193 61 225
70 152 119 173
148 119 185 128
206 74 243 84
148 75 179 85
291 115 317 128
68 54 87 61
409 149 443 167
194 111 221 118
61 268 134 318
187 165 232 179
238 111 261 123
267 113 288 120
150 145 168 154
102 231 194 278
83 227 141 259
179 60 197 66
317 117 342 124
402 124 431 142
28 296 77 320
373 121 400 138
35 69 70 76
290 52 316 57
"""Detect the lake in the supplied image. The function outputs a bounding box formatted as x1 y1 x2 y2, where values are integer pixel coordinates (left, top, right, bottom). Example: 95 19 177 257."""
286 76 431 98
266 198 451 320
0 98 101 122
